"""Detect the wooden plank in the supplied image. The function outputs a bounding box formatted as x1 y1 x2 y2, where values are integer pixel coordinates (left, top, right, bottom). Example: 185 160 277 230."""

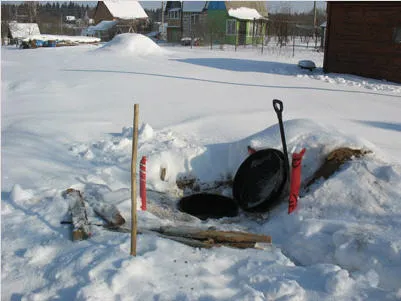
105 225 272 249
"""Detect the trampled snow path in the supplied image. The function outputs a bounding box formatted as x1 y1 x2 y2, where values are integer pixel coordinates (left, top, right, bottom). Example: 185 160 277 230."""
2 35 401 300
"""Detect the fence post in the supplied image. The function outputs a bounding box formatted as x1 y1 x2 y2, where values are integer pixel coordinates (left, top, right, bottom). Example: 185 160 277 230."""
292 35 295 57
130 104 139 256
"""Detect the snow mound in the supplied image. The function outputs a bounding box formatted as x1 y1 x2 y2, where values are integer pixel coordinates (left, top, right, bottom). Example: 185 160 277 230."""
10 184 34 202
69 119 376 193
97 33 166 56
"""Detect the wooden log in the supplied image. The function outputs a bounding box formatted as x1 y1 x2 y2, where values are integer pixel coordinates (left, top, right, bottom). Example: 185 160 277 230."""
92 204 125 228
63 189 91 241
158 226 272 244
105 225 272 249
70 188 126 227
84 191 126 227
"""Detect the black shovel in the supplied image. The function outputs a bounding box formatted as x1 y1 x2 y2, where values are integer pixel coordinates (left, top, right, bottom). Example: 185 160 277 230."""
273 99 290 178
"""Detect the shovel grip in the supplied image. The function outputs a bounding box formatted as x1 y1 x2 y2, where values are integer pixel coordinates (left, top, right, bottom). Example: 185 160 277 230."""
273 99 284 115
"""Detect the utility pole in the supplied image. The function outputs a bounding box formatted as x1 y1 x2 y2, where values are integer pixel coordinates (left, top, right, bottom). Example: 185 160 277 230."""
313 1 317 48
180 1 184 40
161 1 165 40
313 1 317 28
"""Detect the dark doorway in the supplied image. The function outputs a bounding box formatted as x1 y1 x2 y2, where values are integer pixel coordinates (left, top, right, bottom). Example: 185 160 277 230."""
238 21 247 45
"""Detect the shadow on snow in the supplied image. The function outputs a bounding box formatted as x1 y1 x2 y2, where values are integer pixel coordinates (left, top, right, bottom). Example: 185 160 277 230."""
353 120 401 132
62 68 400 99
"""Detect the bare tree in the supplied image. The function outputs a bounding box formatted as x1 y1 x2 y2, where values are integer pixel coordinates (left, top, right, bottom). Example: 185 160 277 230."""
27 2 38 23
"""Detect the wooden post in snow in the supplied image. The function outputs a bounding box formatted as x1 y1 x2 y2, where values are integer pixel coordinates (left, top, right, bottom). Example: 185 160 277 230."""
131 104 139 256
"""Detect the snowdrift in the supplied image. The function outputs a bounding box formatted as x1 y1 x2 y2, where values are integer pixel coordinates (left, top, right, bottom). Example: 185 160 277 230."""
70 119 375 192
97 33 167 56
68 119 401 293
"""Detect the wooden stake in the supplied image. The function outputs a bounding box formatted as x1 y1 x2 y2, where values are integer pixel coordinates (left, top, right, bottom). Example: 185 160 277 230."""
131 104 139 256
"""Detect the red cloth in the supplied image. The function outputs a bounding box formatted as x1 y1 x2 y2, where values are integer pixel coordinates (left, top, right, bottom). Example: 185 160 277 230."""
288 148 306 214
140 156 147 211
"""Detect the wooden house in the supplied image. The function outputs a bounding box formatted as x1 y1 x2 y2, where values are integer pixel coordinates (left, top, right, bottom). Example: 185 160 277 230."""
164 1 208 42
323 2 401 83
93 1 148 40
207 1 268 45
182 1 209 40
164 1 268 45
164 1 182 42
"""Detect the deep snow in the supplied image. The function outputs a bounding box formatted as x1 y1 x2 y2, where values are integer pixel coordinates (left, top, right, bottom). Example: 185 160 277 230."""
2 33 401 301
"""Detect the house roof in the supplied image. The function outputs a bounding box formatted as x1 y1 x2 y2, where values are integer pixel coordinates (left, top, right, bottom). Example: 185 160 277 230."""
228 7 263 20
225 1 268 18
182 1 208 13
103 1 148 19
8 22 40 39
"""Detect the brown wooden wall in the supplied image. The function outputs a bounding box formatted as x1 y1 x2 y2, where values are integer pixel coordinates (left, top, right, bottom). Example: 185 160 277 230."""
94 2 114 25
323 2 401 83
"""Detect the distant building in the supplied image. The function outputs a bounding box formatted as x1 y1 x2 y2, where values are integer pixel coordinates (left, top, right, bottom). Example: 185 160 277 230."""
7 22 40 45
164 1 268 45
65 16 77 23
324 2 401 83
207 1 268 45
182 1 208 38
93 1 148 38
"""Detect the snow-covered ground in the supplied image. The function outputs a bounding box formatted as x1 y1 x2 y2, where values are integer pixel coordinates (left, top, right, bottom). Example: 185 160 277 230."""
2 33 401 300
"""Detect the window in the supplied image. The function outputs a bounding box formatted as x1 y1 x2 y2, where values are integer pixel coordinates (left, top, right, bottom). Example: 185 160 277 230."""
226 19 236 35
394 27 401 44
168 10 181 20
191 14 199 25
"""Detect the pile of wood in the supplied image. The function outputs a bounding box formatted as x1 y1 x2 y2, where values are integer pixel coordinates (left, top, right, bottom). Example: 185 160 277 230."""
306 147 371 188
62 188 125 240
62 188 272 249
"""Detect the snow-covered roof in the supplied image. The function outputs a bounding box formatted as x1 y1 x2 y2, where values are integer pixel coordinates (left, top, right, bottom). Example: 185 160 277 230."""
182 1 207 13
8 22 40 39
103 1 148 20
228 7 263 20
86 20 118 34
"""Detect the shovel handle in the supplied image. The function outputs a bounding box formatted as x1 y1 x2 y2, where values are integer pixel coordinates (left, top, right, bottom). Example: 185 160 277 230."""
273 99 283 115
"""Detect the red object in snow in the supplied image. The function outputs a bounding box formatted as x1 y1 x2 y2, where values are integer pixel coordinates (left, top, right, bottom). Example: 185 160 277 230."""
140 156 147 211
247 145 257 155
288 148 306 214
